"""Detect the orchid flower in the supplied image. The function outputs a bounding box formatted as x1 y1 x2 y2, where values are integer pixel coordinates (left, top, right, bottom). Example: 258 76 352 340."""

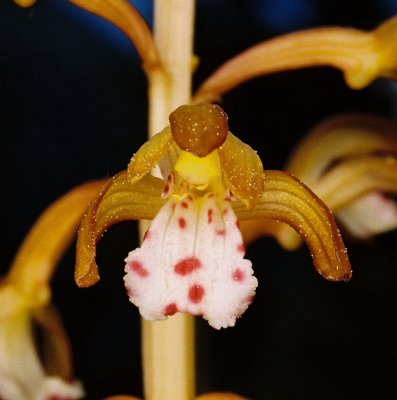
12 0 358 398
0 180 104 400
75 103 351 330
243 114 397 248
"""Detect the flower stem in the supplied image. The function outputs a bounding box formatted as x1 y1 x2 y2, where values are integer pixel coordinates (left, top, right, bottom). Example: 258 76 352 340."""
141 1 196 400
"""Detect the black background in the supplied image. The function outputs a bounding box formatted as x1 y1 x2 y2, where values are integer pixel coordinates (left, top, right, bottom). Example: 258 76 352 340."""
2 0 397 399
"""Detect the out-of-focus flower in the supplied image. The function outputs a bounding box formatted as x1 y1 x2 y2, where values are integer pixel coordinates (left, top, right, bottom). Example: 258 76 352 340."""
75 103 351 329
0 180 104 399
105 391 246 400
13 0 36 7
243 114 397 248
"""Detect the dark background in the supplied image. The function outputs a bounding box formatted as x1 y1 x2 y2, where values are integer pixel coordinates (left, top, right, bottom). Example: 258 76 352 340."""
2 0 397 398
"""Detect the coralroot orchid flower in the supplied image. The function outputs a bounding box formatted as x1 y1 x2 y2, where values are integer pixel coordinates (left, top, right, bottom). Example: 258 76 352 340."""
244 114 397 248
0 180 104 400
75 103 352 329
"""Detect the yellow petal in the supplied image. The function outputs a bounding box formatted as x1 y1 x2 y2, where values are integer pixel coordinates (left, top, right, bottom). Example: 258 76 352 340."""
75 172 166 288
6 180 105 306
68 0 159 71
239 219 274 245
373 14 397 81
194 16 397 102
234 171 352 281
127 127 173 183
0 281 32 319
33 304 74 381
313 155 397 211
218 132 264 207
286 114 397 184
13 0 36 6
196 393 247 400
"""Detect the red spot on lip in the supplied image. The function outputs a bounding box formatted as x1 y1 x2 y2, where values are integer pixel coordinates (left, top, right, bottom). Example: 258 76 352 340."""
216 229 226 236
163 184 169 194
188 284 205 303
174 256 202 275
128 260 149 277
178 217 186 229
222 209 228 215
164 303 178 316
207 209 213 224
237 243 246 253
181 201 188 209
232 268 245 282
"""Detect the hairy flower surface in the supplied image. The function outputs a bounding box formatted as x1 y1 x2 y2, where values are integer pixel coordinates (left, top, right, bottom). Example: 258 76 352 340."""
75 104 351 329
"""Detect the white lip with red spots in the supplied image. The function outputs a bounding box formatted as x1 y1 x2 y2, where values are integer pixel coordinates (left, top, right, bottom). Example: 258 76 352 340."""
124 193 258 329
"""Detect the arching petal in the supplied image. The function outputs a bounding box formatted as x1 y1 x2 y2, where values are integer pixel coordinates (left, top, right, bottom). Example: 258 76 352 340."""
2 180 105 316
33 304 74 382
128 127 173 183
68 0 159 70
195 15 397 102
218 132 264 207
239 218 299 250
311 155 397 211
75 172 166 288
13 0 36 6
285 114 397 184
234 171 352 282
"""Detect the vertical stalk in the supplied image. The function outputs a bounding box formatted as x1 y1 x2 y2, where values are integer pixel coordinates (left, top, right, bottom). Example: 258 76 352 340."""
142 1 196 400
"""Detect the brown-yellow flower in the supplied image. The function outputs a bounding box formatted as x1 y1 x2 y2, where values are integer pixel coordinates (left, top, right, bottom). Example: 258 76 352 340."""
75 104 352 329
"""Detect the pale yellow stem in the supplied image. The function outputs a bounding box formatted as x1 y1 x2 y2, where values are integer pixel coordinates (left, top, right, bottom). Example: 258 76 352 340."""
147 0 195 136
142 2 196 400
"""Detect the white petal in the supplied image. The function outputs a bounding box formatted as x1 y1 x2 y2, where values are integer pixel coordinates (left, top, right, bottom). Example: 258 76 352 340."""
124 194 258 329
0 311 84 400
337 192 397 239
35 377 84 400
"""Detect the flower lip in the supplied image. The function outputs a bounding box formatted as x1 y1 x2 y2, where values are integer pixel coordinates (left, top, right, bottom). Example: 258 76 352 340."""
169 104 229 157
